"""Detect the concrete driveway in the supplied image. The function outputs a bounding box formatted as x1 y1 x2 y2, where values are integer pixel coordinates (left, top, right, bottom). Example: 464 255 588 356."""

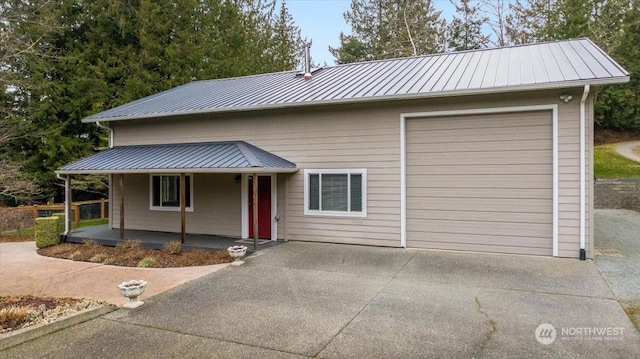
2 242 639 358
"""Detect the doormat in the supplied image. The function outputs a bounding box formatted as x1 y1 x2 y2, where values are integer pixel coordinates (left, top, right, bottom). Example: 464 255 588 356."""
235 238 271 245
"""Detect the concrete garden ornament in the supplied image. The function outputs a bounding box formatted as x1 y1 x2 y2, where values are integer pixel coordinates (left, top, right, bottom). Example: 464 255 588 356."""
227 245 248 266
118 279 147 308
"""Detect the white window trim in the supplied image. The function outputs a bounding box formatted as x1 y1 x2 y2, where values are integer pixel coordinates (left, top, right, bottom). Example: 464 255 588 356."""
149 174 194 212
304 169 367 218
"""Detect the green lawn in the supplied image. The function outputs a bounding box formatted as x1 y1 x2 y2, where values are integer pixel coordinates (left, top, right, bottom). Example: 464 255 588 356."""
594 144 640 178
1 218 108 237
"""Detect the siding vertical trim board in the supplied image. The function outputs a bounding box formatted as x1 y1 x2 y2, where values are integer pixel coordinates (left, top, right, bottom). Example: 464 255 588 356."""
400 104 560 256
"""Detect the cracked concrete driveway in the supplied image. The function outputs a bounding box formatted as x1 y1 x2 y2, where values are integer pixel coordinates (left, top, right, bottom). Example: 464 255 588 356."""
2 242 639 358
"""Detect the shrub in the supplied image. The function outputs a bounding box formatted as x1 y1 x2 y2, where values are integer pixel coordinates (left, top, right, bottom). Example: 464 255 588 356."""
137 256 155 268
35 217 60 249
0 306 32 330
163 241 182 255
89 253 109 263
116 240 142 251
52 213 66 236
82 238 98 247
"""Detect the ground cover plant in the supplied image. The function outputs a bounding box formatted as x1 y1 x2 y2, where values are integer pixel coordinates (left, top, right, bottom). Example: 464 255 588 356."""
38 239 233 268
0 295 105 333
594 144 640 178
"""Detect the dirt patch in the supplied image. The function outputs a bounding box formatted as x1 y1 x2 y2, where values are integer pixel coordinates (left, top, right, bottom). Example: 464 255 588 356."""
38 240 234 268
620 301 640 332
594 248 624 257
0 295 105 333
0 235 33 243
594 129 640 145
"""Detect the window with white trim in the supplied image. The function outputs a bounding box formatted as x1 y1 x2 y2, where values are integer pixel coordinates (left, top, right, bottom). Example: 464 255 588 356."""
150 174 193 211
304 169 366 217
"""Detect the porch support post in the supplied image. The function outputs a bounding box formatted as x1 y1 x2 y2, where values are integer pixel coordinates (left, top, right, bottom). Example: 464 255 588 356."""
252 173 258 251
180 173 186 244
64 175 71 237
119 174 125 240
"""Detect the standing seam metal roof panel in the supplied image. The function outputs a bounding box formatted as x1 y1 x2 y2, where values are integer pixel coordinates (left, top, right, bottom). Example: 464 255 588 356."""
83 38 630 123
56 141 296 174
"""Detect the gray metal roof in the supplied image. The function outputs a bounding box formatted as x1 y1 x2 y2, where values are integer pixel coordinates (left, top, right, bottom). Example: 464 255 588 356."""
85 38 629 122
56 141 297 174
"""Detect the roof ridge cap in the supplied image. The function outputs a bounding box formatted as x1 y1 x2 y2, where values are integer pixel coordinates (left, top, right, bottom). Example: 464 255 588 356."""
235 141 263 168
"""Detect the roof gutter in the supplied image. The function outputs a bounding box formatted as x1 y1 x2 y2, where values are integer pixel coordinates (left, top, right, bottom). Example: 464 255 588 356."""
96 121 113 148
82 77 630 123
55 167 299 176
579 85 590 260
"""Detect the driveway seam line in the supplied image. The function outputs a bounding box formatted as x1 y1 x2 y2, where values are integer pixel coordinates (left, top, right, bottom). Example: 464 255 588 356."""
311 252 418 358
101 317 311 358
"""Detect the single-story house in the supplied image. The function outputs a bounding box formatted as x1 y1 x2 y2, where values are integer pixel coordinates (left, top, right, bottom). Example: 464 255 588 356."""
57 38 629 259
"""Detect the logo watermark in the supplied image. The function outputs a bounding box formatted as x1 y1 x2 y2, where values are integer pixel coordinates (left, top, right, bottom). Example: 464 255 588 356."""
535 323 625 345
535 323 557 345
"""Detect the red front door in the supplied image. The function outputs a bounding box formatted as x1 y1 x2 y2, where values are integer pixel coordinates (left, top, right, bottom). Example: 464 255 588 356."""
248 176 272 239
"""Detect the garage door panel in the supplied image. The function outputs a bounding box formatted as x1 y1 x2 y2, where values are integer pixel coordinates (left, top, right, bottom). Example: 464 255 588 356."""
407 197 551 213
406 111 553 255
408 151 552 166
407 219 552 237
408 210 552 224
408 113 550 131
407 175 551 188
408 128 551 144
406 187 551 199
406 235 552 256
407 164 552 176
406 139 551 153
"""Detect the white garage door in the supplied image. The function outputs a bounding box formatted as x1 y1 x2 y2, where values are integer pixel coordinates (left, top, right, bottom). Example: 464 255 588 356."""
406 111 553 256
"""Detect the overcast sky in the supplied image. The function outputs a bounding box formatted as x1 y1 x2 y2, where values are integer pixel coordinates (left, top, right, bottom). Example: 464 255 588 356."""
284 0 457 66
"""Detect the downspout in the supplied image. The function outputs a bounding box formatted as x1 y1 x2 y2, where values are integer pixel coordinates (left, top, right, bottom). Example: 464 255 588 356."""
56 173 71 237
96 121 113 148
579 85 590 260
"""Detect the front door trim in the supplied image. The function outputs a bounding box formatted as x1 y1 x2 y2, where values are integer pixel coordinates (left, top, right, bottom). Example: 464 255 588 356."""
241 173 277 241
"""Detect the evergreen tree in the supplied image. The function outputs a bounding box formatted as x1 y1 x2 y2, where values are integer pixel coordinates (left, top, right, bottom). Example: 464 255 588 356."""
330 0 444 64
506 0 555 45
269 0 304 71
447 0 489 51
2 0 303 203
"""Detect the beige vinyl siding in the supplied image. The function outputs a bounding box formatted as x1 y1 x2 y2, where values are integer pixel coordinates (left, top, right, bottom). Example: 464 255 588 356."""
406 111 553 256
114 106 402 247
111 173 242 237
111 88 591 257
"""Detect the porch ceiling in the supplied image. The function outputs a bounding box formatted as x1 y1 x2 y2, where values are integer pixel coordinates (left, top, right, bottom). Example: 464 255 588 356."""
56 141 297 175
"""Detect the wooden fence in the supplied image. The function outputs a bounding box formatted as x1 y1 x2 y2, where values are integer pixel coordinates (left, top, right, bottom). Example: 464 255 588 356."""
3 199 108 229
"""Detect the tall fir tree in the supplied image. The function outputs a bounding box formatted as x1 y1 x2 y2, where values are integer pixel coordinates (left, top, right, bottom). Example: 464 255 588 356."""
2 0 303 203
447 0 489 51
330 0 444 64
269 0 304 71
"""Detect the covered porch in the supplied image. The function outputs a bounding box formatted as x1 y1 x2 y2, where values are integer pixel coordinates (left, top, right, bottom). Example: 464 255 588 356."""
56 141 297 251
66 225 280 252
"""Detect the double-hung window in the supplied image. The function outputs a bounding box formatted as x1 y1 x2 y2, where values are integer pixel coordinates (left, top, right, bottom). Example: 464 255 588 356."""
304 169 366 217
150 174 193 211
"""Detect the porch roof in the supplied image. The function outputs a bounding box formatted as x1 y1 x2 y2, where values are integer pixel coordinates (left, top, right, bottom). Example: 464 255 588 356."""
56 141 297 175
